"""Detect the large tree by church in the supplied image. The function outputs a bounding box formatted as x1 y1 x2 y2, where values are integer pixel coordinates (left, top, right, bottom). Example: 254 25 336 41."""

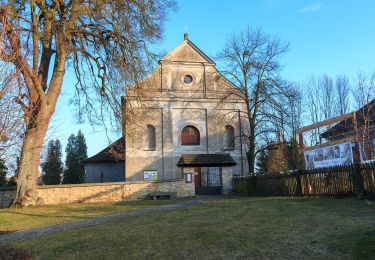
218 27 291 174
63 131 87 184
0 1 175 206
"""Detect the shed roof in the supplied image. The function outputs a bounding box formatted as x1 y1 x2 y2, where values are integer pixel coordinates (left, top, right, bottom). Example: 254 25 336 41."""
176 153 237 167
83 137 125 163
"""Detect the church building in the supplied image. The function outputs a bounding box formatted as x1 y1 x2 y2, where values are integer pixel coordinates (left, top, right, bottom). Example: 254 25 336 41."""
85 34 249 194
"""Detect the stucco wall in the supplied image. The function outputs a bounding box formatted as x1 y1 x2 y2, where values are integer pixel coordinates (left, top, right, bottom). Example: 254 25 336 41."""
85 162 125 183
0 179 194 208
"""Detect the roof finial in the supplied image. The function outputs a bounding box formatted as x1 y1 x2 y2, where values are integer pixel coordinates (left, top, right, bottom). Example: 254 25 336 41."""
184 33 188 41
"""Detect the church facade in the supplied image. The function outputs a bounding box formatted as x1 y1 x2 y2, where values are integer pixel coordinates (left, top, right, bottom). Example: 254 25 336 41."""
123 34 249 194
85 34 249 193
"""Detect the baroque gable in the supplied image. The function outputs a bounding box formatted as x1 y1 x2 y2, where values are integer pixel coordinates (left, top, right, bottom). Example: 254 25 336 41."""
160 34 215 64
127 34 242 100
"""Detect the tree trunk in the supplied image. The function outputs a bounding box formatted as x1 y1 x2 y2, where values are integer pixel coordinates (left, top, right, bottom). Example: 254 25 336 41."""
14 110 50 207
247 130 256 174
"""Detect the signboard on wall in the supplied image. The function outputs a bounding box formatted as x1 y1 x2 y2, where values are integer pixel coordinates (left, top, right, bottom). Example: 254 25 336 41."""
304 142 353 169
144 170 158 181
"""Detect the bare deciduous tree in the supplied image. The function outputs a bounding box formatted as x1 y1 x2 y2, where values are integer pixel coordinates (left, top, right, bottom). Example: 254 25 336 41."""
218 27 290 174
0 1 175 206
285 84 303 141
353 71 375 109
353 71 375 161
321 75 335 120
336 75 351 116
0 62 23 163
305 74 338 146
304 76 322 145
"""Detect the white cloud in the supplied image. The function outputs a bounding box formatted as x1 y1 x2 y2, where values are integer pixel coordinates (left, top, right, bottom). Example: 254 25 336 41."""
296 3 323 13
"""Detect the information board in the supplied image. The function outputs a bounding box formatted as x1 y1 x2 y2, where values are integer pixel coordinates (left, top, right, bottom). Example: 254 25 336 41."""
304 142 353 169
144 170 158 181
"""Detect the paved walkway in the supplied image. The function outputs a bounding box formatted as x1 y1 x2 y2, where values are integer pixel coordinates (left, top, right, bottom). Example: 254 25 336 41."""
0 196 218 243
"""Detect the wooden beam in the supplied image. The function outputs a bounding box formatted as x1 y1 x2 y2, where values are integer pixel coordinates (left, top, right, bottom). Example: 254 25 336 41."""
303 136 354 151
297 112 353 134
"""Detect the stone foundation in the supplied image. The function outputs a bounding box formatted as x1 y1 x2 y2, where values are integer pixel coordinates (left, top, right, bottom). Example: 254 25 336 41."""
0 179 195 208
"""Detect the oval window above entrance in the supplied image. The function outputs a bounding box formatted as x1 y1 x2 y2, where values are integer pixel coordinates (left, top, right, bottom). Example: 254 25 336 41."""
183 75 193 85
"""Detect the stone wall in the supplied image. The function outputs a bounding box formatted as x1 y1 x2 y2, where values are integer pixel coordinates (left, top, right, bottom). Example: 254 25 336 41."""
0 179 194 208
0 187 16 208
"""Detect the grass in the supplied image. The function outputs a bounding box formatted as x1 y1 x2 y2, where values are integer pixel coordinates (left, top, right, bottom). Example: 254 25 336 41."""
14 197 375 259
0 199 178 233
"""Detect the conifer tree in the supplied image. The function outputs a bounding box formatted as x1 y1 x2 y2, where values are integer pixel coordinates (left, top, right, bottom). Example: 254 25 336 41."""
41 140 63 185
76 130 88 182
256 150 269 174
63 131 88 184
0 159 7 187
285 138 302 170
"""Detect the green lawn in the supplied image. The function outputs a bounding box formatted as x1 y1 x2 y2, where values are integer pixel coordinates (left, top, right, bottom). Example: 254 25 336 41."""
14 197 375 259
0 200 177 233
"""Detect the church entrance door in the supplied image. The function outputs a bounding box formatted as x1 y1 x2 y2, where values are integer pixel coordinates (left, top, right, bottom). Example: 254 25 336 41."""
194 167 222 195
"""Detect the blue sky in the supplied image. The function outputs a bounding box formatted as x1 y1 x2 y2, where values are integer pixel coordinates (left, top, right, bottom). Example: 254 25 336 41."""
49 0 375 159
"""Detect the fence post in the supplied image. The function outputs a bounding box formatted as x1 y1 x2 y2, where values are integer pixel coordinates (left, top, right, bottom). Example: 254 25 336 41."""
295 170 303 197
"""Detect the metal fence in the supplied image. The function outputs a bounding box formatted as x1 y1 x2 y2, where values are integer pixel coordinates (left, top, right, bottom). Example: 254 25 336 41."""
232 163 375 198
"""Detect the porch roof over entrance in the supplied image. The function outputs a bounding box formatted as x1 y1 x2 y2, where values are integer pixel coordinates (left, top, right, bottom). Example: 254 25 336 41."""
177 154 237 167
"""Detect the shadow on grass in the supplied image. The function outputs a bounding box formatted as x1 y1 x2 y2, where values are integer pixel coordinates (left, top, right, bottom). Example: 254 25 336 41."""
0 198 187 234
1 202 164 221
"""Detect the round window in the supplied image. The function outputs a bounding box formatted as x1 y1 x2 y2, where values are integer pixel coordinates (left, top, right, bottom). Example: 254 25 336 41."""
183 75 193 85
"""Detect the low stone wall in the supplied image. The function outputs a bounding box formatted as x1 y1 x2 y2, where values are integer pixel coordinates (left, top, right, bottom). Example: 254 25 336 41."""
0 187 16 208
0 179 195 208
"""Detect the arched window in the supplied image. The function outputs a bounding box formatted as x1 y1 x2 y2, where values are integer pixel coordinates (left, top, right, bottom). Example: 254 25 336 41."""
144 125 156 150
181 125 200 145
224 125 235 150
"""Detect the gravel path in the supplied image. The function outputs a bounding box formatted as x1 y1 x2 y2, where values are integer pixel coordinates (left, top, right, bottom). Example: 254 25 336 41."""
0 196 217 243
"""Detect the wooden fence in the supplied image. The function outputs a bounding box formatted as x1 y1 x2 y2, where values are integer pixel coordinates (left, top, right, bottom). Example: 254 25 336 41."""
232 163 375 198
